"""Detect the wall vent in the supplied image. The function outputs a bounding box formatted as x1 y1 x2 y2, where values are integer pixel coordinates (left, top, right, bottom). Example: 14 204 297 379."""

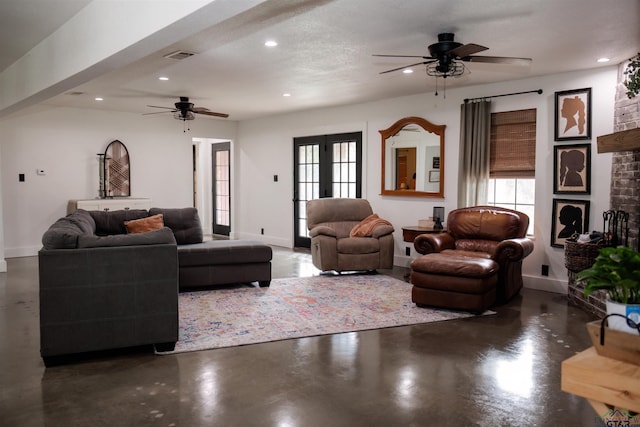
163 50 196 60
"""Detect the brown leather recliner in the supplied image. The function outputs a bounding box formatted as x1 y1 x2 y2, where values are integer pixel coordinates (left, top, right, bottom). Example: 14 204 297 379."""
306 198 395 273
413 206 534 302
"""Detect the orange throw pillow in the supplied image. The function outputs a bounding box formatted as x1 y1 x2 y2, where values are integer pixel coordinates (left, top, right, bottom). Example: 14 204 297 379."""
350 214 392 238
124 214 164 234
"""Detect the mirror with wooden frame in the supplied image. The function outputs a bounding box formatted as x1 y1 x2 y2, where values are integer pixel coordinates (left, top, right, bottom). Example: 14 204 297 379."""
380 116 445 198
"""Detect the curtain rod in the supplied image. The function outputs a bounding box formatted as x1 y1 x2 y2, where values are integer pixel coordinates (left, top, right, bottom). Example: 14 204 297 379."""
463 89 543 104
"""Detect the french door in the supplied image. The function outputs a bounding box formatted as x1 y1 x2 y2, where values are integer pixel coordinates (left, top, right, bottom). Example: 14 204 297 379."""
212 142 230 236
293 132 362 248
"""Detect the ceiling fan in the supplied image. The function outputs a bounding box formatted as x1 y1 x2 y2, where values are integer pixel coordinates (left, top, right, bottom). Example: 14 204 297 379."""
374 32 531 78
144 96 229 121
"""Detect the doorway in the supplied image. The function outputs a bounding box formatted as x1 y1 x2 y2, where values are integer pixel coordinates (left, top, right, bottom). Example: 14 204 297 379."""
193 138 232 238
212 142 230 236
293 132 362 248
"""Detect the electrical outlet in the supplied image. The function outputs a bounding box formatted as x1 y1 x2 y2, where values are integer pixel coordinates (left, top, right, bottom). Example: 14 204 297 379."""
273 175 278 182
261 228 264 235
19 173 25 182
541 264 549 276
405 247 410 256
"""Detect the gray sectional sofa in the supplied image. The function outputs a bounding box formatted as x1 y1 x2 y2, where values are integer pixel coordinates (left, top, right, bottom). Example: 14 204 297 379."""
38 207 272 364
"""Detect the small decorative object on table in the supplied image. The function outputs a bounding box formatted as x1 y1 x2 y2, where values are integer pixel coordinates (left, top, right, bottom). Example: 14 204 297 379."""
433 206 444 230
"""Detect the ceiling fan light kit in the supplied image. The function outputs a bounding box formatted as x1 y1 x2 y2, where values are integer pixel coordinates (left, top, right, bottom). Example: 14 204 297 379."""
174 110 195 121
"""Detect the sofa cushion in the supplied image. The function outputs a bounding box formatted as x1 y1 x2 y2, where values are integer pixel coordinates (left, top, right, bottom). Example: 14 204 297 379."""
337 237 379 254
306 198 374 229
124 214 164 234
149 207 203 245
77 227 176 248
66 209 96 234
448 209 522 241
42 220 83 250
90 209 149 235
177 240 272 266
41 210 96 250
452 240 500 257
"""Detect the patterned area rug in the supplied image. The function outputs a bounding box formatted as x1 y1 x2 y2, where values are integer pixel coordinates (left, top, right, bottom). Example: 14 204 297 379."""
160 274 487 354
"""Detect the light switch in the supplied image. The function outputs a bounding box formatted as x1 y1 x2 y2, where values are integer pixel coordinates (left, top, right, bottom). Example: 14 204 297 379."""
36 169 46 176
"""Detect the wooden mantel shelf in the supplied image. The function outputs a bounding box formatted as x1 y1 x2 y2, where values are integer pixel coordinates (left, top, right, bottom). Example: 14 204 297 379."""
597 127 640 153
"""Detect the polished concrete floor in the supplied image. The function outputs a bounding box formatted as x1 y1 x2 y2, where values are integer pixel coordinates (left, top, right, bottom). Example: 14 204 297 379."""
0 247 599 426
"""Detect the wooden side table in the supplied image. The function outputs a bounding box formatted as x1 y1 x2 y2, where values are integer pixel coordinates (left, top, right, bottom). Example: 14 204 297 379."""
401 226 445 243
561 347 640 418
401 226 445 282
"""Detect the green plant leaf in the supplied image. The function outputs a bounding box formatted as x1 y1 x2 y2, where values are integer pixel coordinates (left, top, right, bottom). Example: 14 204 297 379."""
579 245 640 304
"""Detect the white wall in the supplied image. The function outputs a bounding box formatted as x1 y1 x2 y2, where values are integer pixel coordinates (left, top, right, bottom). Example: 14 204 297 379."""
0 66 616 294
235 66 616 294
0 106 237 257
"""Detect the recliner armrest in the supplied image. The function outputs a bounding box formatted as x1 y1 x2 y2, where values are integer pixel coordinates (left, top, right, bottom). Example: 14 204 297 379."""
414 233 456 254
494 238 534 262
309 226 337 238
372 224 394 238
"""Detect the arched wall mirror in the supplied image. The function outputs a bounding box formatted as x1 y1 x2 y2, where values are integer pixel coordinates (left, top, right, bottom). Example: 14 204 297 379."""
104 140 130 197
380 116 445 198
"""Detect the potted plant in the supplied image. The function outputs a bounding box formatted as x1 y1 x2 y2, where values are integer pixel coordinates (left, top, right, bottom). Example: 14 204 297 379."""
577 245 640 334
623 53 640 99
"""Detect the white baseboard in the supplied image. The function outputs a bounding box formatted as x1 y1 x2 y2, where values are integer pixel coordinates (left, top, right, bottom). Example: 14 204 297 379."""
232 232 289 248
394 255 414 269
0 259 6 272
523 274 568 294
5 246 40 259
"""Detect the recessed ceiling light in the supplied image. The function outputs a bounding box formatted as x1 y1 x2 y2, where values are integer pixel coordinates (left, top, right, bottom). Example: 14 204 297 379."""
597 57 610 63
283 93 291 97
403 69 414 74
265 40 278 47
95 97 104 101
158 76 170 81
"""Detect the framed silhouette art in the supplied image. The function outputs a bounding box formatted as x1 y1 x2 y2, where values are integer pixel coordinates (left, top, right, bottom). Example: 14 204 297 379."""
554 88 591 141
551 199 590 248
553 143 591 194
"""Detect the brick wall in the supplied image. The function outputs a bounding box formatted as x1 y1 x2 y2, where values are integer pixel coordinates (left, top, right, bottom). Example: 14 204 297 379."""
611 61 640 251
567 60 640 318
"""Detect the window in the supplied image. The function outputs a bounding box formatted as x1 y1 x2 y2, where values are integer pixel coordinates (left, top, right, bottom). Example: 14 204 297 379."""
487 109 536 235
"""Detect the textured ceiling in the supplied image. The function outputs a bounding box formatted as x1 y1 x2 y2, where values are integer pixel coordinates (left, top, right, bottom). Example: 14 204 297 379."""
1 0 639 121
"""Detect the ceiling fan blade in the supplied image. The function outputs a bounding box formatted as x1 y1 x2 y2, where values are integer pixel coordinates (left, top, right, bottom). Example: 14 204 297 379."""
448 43 488 58
146 105 175 110
379 60 436 74
195 110 230 118
373 54 433 59
142 111 175 116
463 55 532 66
192 107 212 113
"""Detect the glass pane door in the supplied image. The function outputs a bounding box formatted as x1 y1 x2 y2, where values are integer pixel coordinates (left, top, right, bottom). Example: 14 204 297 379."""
293 132 361 248
212 142 230 236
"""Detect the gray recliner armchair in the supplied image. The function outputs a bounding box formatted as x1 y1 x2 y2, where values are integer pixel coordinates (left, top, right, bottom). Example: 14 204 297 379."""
306 198 395 272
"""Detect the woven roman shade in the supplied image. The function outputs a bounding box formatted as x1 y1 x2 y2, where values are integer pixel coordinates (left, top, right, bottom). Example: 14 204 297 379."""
490 109 536 178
